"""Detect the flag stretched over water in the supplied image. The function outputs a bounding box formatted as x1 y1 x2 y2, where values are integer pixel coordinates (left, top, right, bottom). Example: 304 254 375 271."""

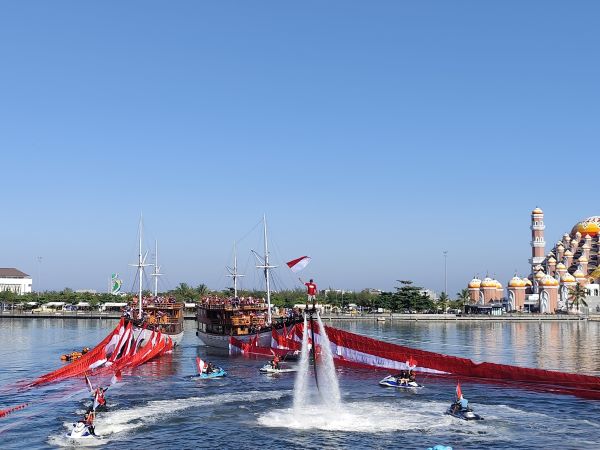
286 256 311 273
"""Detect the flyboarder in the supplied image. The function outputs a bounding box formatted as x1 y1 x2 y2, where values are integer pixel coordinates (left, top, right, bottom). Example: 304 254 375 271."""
299 278 317 310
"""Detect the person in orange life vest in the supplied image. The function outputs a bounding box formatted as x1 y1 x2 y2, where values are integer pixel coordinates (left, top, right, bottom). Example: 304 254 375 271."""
81 408 96 436
299 278 317 309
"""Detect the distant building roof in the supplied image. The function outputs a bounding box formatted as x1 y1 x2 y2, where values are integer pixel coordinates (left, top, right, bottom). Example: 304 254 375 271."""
0 268 30 278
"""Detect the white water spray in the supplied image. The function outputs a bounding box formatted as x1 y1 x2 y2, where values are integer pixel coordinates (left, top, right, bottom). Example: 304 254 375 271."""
315 313 341 408
293 314 309 411
292 311 342 413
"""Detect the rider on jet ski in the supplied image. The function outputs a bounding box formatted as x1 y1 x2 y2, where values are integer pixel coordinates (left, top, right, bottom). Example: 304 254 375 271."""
205 362 217 374
392 370 410 385
80 408 97 436
269 355 281 370
451 394 469 414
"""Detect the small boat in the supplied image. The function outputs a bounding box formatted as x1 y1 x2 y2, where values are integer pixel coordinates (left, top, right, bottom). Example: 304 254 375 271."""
378 375 424 389
445 404 484 421
65 422 99 440
259 364 296 374
60 347 90 361
192 368 227 379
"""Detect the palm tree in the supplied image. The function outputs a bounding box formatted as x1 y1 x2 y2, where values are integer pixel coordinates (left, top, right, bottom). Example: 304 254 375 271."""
456 288 470 312
196 284 209 297
437 292 449 314
568 284 588 314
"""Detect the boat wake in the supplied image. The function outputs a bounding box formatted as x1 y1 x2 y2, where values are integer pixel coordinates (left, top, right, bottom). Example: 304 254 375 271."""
48 390 287 446
259 399 455 433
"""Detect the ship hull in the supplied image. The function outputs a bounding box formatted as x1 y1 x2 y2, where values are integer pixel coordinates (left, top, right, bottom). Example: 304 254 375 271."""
196 329 272 349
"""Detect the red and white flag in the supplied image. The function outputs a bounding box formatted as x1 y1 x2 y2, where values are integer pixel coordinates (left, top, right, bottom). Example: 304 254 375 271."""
456 382 463 400
84 374 94 393
286 256 311 273
196 357 207 374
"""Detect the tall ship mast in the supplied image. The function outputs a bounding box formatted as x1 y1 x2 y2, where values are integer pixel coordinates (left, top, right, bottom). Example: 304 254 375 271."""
196 215 300 348
126 217 185 346
226 241 245 298
255 215 277 325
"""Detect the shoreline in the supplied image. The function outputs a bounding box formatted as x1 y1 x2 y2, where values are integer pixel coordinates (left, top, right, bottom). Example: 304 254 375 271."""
0 312 591 321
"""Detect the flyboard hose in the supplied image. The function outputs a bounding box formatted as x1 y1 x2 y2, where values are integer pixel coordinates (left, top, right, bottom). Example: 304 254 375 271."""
308 300 319 390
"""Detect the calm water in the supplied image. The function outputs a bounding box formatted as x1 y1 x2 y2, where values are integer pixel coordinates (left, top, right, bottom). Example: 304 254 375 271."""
1 318 600 449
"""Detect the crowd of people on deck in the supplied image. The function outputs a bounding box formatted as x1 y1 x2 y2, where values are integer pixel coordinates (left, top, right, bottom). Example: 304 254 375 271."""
200 295 267 308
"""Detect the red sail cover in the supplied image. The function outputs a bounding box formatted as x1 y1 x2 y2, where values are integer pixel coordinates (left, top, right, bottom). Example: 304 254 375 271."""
294 322 600 400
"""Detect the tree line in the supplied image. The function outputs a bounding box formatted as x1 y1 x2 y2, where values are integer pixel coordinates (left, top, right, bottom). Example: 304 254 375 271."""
0 280 469 313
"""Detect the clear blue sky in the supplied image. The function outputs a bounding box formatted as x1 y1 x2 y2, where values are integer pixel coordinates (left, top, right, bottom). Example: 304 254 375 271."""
1 2 598 295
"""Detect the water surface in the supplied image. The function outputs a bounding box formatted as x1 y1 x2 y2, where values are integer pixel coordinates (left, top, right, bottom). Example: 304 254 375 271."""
1 318 599 449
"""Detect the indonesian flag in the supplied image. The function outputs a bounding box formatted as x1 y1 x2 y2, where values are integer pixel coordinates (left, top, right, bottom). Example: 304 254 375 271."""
456 382 463 400
286 256 311 273
196 357 207 374
84 374 94 393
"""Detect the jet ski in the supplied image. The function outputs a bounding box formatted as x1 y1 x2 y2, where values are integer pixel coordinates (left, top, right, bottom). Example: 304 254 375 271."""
259 364 296 374
445 404 483 421
378 375 424 389
192 367 227 379
65 422 99 440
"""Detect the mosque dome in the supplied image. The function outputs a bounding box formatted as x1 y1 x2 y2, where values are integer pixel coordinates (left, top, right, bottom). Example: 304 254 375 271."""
534 271 545 280
572 217 600 237
532 207 543 215
508 276 526 288
561 273 576 283
523 278 533 286
564 249 573 257
481 277 497 287
468 278 481 289
495 280 503 289
556 262 567 270
540 275 559 287
548 256 557 263
574 269 587 279
556 242 564 248
579 255 588 262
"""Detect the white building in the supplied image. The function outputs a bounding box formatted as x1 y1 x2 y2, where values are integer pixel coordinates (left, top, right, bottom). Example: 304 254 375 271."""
0 268 33 294
420 288 438 301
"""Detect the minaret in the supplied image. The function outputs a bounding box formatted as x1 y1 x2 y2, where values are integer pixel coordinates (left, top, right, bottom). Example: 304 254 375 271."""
556 242 565 262
583 234 592 260
539 275 559 313
530 207 546 277
468 277 482 303
547 255 557 277
507 276 526 311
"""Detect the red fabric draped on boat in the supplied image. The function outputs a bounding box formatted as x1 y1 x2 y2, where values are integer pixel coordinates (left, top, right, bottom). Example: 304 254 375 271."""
28 319 173 388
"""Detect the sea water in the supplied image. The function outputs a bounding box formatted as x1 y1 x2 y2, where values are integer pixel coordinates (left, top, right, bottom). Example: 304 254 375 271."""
1 318 600 449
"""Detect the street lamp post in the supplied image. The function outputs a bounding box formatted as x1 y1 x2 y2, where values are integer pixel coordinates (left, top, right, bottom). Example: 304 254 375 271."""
443 251 448 295
36 256 43 295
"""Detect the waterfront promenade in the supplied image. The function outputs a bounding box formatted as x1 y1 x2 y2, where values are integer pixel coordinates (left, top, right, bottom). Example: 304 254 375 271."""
0 311 590 321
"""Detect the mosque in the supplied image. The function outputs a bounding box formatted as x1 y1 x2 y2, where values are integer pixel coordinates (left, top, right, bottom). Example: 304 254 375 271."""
467 208 600 313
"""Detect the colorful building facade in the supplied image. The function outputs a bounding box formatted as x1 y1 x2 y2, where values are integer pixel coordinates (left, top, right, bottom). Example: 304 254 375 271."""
467 209 600 313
